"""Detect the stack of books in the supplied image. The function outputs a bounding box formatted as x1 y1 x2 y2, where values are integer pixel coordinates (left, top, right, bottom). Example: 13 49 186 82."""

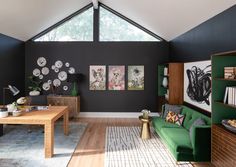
224 87 236 105
224 67 236 79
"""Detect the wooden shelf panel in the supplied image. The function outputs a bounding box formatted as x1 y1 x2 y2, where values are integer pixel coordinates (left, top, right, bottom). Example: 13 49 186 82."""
214 77 236 81
214 101 236 109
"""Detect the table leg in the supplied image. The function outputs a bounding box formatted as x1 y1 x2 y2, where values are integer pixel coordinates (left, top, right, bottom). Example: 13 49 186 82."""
0 124 3 136
141 122 151 139
44 122 54 158
63 109 69 136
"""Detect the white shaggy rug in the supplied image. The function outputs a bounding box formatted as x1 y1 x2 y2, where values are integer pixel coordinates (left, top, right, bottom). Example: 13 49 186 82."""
0 122 87 167
105 127 193 167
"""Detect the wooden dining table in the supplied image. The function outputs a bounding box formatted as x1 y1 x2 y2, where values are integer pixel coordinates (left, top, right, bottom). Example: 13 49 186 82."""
0 106 69 158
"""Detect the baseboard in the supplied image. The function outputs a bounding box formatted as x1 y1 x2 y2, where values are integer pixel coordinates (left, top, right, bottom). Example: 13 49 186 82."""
79 112 159 118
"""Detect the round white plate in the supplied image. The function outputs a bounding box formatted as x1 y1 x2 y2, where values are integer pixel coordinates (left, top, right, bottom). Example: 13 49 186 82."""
68 67 75 74
53 79 61 87
42 67 49 75
37 57 47 67
42 82 50 91
55 60 63 68
39 75 43 79
54 68 59 73
51 65 55 70
63 86 68 91
65 62 70 67
58 71 67 81
33 68 40 77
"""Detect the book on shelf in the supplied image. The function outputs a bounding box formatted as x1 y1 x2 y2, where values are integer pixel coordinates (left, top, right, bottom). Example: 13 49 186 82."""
224 86 236 105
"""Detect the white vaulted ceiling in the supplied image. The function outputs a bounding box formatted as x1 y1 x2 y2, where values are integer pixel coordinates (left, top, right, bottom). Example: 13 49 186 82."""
0 0 236 41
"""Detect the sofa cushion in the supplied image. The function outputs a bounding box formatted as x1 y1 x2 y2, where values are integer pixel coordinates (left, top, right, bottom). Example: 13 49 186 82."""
181 106 211 130
152 117 180 132
189 118 206 142
165 111 176 123
175 113 185 126
162 104 182 119
161 127 193 154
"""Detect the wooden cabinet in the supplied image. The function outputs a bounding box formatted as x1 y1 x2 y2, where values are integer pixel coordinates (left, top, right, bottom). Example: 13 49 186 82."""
158 63 184 106
47 95 80 118
212 125 236 167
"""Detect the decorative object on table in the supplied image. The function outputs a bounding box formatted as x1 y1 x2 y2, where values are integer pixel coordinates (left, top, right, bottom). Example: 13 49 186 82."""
162 77 168 88
224 67 236 79
89 65 106 90
128 65 144 90
139 116 152 139
222 119 236 133
164 67 168 76
67 73 81 96
0 108 8 118
12 110 22 117
141 109 151 119
1 85 20 110
184 60 211 112
37 57 47 67
108 65 125 90
7 102 18 112
28 76 41 96
17 97 27 105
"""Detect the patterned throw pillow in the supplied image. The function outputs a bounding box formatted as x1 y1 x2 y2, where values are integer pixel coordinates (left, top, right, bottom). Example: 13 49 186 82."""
165 111 176 123
175 114 185 126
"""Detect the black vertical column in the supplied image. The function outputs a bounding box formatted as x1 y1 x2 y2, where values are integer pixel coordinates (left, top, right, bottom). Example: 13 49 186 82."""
93 6 99 42
0 125 3 136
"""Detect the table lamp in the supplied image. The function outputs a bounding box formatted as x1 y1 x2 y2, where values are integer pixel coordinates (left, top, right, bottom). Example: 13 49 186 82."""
67 74 81 96
0 85 20 111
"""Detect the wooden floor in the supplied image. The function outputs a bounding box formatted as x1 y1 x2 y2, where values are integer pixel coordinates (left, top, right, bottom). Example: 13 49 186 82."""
68 118 213 167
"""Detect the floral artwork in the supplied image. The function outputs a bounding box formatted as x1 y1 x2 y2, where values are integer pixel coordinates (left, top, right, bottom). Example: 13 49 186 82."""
108 66 125 90
89 65 106 90
128 66 144 90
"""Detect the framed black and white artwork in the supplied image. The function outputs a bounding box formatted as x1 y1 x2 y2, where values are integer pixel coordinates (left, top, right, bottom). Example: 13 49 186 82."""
184 60 212 112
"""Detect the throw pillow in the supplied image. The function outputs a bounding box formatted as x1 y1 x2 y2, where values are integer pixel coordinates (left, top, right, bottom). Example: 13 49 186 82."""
165 111 177 123
189 118 206 139
162 104 182 119
175 113 185 126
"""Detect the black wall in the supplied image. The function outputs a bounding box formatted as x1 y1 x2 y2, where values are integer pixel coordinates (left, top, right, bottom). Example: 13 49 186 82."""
0 33 25 104
170 5 236 62
25 42 169 112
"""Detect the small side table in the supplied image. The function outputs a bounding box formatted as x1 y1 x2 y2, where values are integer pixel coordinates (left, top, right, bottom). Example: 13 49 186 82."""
139 116 152 139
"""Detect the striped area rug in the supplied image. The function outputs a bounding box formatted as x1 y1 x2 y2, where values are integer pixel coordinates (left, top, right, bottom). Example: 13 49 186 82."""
105 127 193 167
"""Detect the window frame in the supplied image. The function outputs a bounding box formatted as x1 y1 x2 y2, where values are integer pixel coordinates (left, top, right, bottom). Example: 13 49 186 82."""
31 3 94 42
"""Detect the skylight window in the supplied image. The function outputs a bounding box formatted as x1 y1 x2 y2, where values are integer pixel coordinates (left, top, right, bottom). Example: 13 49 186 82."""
34 7 93 41
99 6 160 42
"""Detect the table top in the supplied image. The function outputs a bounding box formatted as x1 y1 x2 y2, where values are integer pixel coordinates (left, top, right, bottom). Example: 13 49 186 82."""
139 115 152 123
0 106 68 125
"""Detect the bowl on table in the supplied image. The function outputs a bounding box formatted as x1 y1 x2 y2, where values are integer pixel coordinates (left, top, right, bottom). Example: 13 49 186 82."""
0 108 8 118
222 119 236 133
12 110 22 117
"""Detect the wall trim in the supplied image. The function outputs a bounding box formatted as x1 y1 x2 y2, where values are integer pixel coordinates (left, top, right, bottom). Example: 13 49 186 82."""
79 112 158 118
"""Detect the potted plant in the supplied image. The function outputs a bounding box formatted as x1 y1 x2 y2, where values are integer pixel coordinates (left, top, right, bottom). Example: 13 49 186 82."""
141 109 151 119
28 76 42 96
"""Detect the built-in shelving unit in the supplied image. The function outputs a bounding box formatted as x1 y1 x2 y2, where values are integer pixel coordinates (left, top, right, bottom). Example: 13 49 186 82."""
211 51 236 167
157 63 183 112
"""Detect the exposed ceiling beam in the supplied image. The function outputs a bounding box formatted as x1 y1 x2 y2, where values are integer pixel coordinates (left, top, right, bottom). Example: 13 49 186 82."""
92 0 98 9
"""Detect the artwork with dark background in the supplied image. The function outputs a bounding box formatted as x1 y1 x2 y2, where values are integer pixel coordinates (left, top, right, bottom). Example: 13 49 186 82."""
184 61 211 112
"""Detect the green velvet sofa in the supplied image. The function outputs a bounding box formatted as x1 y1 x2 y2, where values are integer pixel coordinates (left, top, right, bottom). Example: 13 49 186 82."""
152 105 211 162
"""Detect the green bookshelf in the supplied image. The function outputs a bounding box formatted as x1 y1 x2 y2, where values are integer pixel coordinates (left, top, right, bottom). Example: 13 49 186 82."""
212 51 236 124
